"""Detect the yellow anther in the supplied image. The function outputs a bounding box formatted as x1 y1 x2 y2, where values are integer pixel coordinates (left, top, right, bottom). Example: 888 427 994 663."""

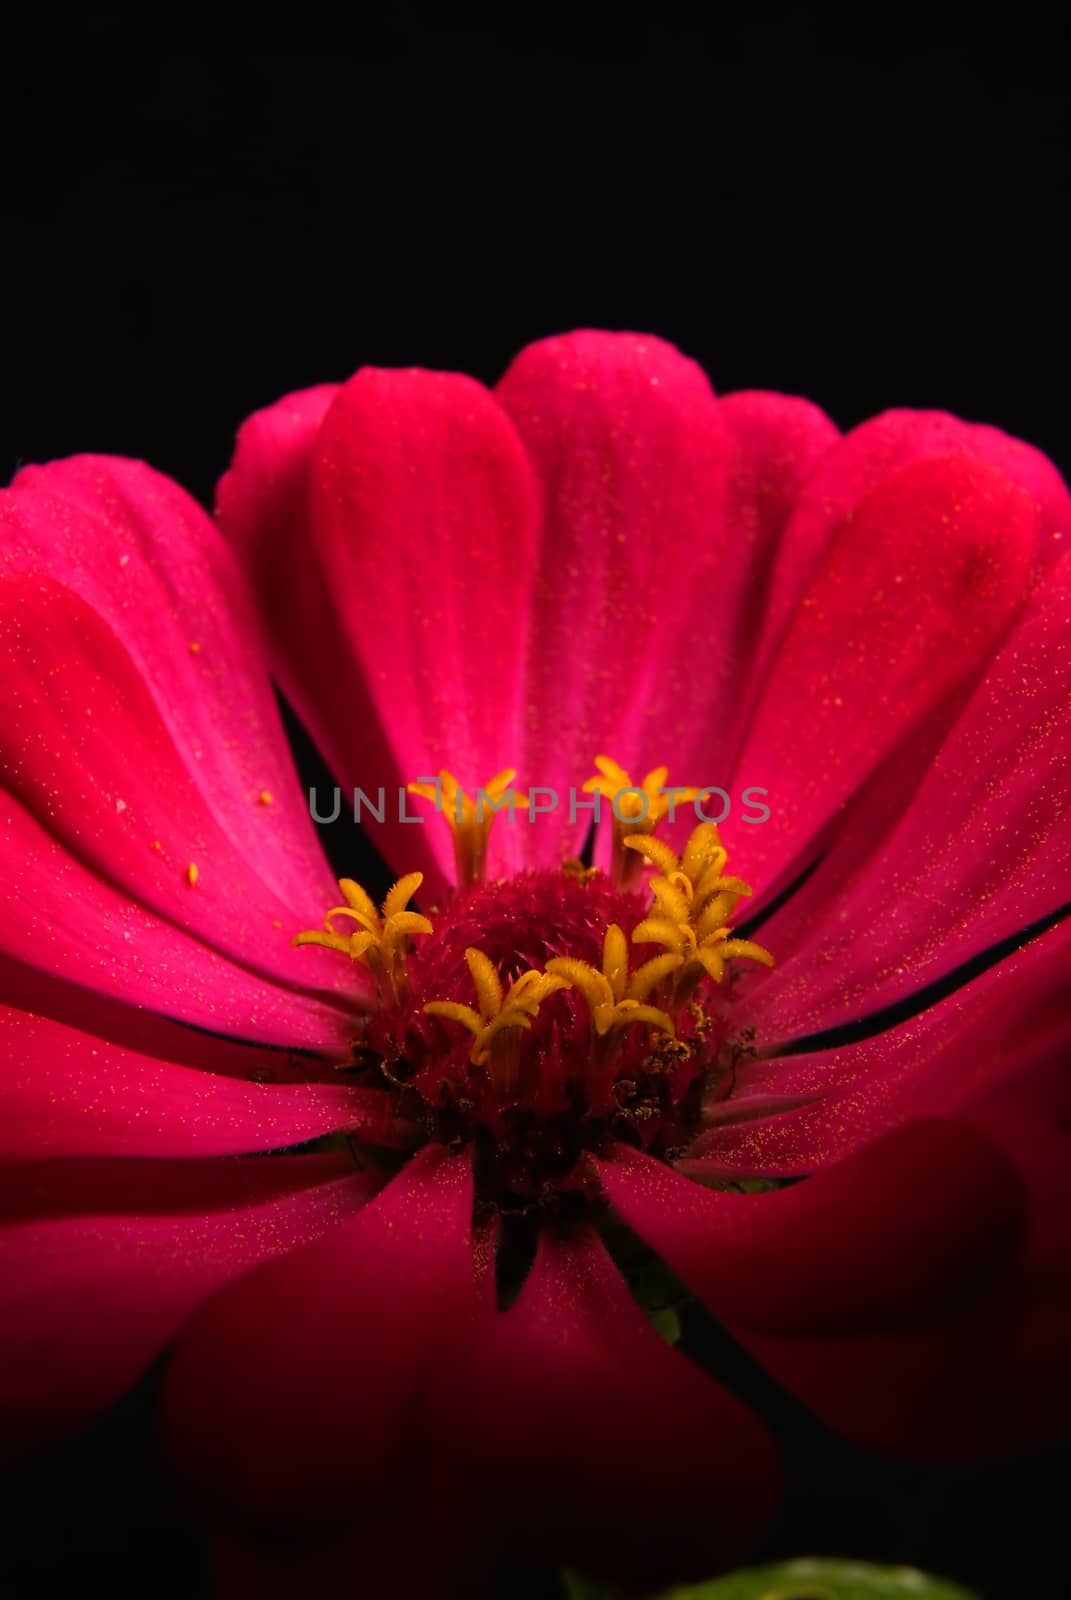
424 950 569 1093
547 923 680 1043
649 876 692 924
624 822 772 1003
464 946 503 1020
719 939 776 969
294 871 432 1003
582 756 700 888
407 768 527 887
624 835 679 879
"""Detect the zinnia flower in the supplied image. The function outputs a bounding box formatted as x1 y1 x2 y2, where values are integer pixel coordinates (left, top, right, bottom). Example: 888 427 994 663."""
2 331 1068 1597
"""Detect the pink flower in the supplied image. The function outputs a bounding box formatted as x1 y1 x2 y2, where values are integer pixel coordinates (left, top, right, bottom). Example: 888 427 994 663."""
2 331 1068 1596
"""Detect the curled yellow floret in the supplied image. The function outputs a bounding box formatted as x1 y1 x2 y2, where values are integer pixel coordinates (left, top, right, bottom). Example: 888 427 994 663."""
546 922 681 1041
294 871 432 1003
407 768 526 887
582 755 700 887
626 822 773 1001
425 948 569 1093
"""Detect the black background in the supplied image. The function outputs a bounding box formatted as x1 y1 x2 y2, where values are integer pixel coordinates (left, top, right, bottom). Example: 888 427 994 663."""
2 20 1068 1599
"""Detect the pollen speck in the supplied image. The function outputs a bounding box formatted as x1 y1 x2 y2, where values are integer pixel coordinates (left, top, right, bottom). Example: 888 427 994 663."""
185 862 199 886
150 840 162 852
189 642 202 655
257 790 274 806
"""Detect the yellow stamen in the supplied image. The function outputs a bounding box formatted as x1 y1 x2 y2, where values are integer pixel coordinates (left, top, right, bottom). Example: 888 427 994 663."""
294 871 432 1003
582 755 700 887
624 822 772 1003
425 949 568 1094
407 768 527 887
547 923 680 1042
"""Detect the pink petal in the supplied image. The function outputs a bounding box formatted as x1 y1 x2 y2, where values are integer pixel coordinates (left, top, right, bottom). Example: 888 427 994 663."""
216 384 340 646
693 914 1071 1176
599 1123 1028 1459
215 383 435 886
0 1002 400 1159
467 1225 780 1589
0 574 366 1042
0 787 354 1051
739 1289 1020 1460
754 408 1071 695
0 950 327 1082
162 1145 483 1539
0 1154 372 1459
600 1122 1023 1336
302 369 542 891
495 330 729 865
686 388 840 774
740 550 1071 1040
1 456 342 922
221 346 839 884
725 452 1035 894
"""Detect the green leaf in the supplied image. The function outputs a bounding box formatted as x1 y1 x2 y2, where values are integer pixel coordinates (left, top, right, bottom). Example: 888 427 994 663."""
562 1557 979 1600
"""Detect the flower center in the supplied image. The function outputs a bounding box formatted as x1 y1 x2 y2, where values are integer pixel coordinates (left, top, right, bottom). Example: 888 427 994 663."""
295 760 773 1214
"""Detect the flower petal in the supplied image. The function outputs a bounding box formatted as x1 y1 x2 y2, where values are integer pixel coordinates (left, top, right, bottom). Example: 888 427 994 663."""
599 1123 1029 1459
726 453 1035 893
301 369 541 890
740 550 1071 1040
663 387 840 779
0 783 357 1053
0 787 354 1050
0 1002 396 1159
754 408 1071 695
0 949 325 1081
215 382 436 884
0 573 366 1041
495 330 731 865
600 1121 1023 1337
693 915 1071 1176
0 1154 371 1460
162 1145 482 1539
1 456 341 920
467 1225 781 1590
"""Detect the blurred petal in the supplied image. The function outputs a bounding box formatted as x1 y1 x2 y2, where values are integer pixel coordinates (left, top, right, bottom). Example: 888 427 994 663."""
600 1122 1023 1337
466 1225 780 1590
162 1146 482 1539
0 1154 371 1459
600 1125 1027 1458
